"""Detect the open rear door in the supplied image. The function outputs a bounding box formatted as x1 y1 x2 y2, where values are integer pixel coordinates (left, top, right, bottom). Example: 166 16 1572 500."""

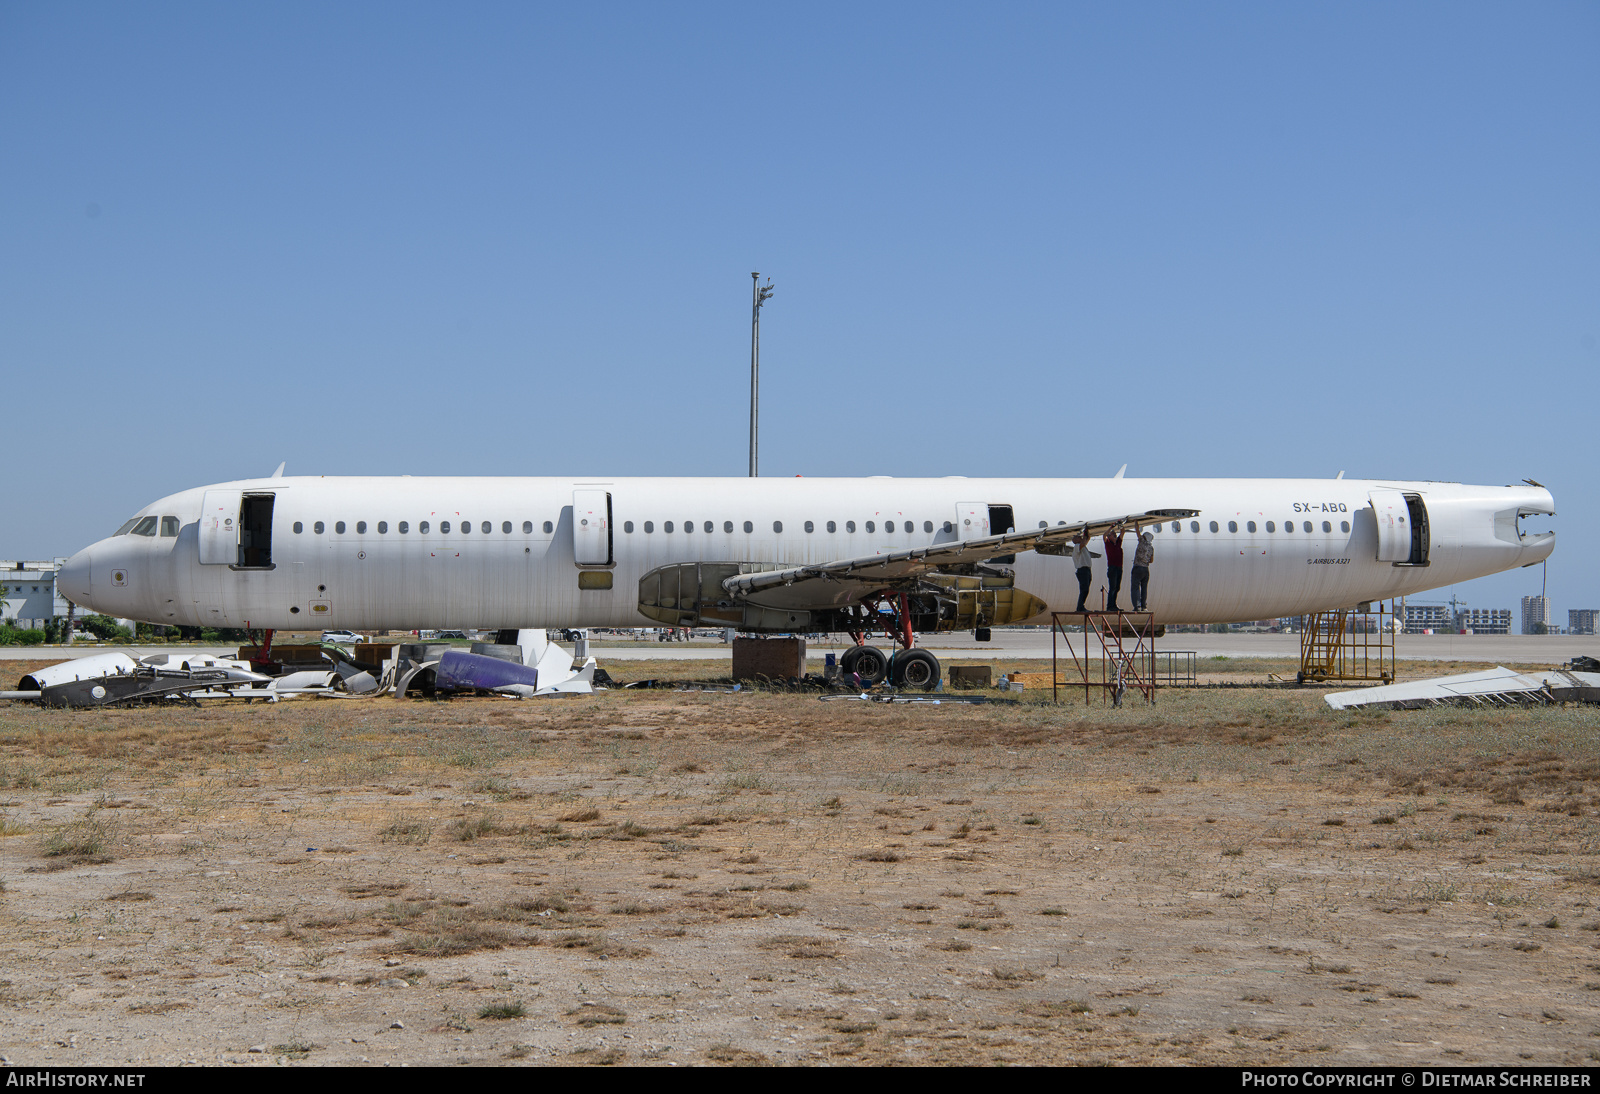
572 490 613 566
1369 489 1429 565
199 489 242 565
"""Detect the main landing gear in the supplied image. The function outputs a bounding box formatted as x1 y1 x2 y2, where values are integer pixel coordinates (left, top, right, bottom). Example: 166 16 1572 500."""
839 593 942 691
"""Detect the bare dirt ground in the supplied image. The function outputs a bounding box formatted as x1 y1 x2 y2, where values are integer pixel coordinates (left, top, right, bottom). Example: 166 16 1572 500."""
3 657 1599 1067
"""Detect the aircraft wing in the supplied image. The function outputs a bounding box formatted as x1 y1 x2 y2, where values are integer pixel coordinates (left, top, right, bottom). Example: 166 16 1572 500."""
722 509 1198 612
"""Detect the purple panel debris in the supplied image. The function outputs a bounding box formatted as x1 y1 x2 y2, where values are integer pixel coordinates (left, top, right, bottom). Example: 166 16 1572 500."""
433 650 540 692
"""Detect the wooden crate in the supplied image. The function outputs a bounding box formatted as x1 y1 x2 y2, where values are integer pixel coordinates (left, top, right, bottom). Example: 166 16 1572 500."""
731 637 806 680
946 665 993 689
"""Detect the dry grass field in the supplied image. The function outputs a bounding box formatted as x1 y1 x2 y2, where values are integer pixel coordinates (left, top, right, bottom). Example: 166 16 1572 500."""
3 656 1600 1067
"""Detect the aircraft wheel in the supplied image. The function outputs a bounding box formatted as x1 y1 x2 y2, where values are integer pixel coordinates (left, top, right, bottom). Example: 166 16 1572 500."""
892 649 941 691
847 645 889 686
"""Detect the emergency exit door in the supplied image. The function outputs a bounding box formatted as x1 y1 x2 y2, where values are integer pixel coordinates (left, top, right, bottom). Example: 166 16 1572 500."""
572 490 613 566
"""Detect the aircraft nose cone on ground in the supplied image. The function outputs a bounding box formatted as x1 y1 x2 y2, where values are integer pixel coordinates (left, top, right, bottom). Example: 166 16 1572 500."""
58 547 92 607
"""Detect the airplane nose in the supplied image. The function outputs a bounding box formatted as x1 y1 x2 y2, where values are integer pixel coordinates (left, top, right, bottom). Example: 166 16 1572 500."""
58 547 92 606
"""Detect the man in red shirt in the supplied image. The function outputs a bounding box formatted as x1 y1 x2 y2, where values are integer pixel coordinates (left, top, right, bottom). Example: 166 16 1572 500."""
1103 525 1126 612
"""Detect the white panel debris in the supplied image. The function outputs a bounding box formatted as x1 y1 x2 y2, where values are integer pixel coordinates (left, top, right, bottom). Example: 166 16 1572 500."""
1326 666 1600 710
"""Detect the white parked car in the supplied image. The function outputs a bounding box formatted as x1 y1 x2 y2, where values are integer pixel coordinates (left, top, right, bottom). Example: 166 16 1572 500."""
320 630 365 644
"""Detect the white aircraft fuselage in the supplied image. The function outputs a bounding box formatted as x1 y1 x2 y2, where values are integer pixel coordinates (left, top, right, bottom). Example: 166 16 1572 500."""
57 475 1555 632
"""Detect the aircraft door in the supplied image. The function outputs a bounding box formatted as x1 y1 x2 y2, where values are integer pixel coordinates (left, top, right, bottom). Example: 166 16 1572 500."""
238 493 275 568
1369 489 1429 565
572 490 613 566
955 502 989 540
199 490 242 565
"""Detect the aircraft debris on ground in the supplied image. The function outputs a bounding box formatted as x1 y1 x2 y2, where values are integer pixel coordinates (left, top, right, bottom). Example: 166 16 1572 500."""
2 629 596 708
1325 662 1600 710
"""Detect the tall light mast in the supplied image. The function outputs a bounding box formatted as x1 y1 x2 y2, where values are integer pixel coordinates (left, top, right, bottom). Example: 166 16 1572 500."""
749 272 774 477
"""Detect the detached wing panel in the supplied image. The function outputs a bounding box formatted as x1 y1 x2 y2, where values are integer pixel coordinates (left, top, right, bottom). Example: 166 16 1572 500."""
723 509 1196 610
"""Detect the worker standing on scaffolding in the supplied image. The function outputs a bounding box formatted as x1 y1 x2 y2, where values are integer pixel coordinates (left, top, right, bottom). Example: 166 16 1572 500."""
1103 524 1126 612
1131 529 1154 611
1071 531 1094 613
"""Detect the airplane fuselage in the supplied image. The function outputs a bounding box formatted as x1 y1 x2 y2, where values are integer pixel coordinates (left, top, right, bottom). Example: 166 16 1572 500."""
58 475 1556 631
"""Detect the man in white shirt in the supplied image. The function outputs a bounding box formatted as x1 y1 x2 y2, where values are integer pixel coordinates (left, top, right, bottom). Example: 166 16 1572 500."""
1071 532 1094 613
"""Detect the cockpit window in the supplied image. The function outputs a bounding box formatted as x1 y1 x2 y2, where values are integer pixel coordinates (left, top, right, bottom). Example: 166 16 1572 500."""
160 517 180 537
131 516 159 537
114 518 138 536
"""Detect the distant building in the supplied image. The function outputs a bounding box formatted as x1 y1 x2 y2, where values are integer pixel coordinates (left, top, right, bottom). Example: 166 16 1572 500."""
1571 609 1599 636
1403 604 1453 634
1459 608 1511 635
1521 595 1553 635
0 559 73 628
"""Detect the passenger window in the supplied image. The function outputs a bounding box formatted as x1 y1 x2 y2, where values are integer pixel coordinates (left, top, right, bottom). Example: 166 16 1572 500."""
114 518 138 536
1153 523 1161 532
1247 521 1256 533
523 521 533 534
847 521 857 533
378 522 388 533
293 522 304 534
1039 521 1048 529
314 521 325 535
1170 522 1180 533
664 521 674 533
420 521 430 534
924 521 933 533
1266 521 1275 532
1209 521 1219 533
502 521 512 534
336 521 346 534
1283 521 1293 533
160 516 179 537
441 521 452 533
543 521 553 533
1227 521 1237 533
1303 521 1313 533
724 521 733 533
942 521 953 533
644 521 654 533
866 521 875 533
480 521 490 534
399 521 409 534
804 521 814 533
704 521 713 533
773 521 783 533
1322 521 1331 533
683 520 693 533
132 516 158 536
827 521 836 533
356 521 366 534
743 521 753 533
1341 520 1350 533
1189 521 1200 533
461 521 470 534
624 521 634 533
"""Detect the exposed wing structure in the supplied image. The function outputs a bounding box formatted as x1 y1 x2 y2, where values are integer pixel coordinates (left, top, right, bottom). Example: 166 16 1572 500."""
637 508 1197 631
724 509 1196 609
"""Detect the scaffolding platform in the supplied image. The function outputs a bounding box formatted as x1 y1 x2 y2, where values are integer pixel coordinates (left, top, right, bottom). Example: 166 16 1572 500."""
1298 602 1395 685
1051 611 1160 705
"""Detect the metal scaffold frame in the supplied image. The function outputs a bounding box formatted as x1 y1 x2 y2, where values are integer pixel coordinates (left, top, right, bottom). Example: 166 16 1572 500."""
1297 602 1396 685
1051 611 1159 706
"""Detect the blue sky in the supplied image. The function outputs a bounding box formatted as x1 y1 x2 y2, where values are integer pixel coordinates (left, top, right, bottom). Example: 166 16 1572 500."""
3 3 1596 620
